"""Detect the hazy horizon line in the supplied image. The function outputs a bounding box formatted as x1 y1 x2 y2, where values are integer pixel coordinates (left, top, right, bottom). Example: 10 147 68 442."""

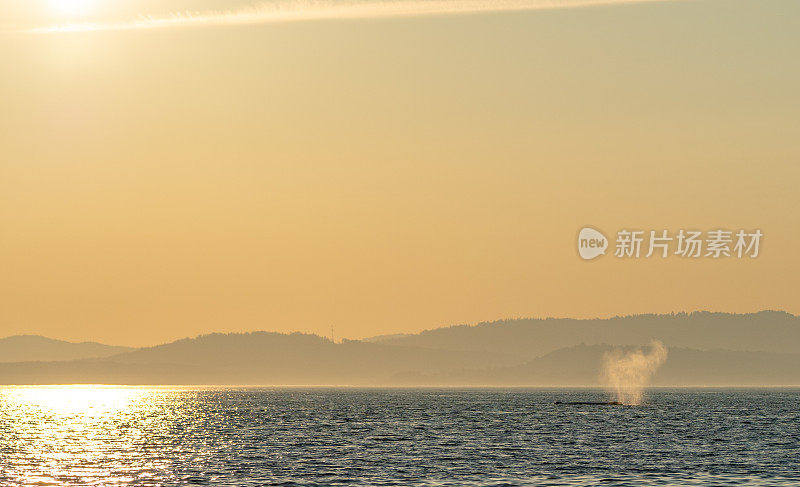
1 308 795 348
26 0 678 34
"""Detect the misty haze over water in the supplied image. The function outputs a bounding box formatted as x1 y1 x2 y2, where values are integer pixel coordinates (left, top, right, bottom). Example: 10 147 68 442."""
1 312 799 386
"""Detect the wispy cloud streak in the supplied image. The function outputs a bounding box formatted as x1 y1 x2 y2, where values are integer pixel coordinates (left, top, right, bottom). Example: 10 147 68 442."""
29 0 674 33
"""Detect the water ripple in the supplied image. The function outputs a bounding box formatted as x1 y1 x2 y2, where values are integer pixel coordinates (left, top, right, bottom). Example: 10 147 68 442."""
0 387 798 486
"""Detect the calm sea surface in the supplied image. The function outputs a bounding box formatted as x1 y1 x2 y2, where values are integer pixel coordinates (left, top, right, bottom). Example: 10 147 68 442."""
0 387 798 486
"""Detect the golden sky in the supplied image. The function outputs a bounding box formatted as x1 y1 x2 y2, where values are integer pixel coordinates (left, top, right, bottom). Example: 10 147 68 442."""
1 0 798 346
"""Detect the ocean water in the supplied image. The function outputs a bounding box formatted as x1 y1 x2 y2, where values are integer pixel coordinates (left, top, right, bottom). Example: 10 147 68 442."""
0 387 798 486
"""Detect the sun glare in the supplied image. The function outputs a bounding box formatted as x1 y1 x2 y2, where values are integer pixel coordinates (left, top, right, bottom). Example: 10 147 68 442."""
2 385 146 416
50 0 94 16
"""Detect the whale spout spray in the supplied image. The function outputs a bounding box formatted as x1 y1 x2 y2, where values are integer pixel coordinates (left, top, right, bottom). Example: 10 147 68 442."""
602 340 667 405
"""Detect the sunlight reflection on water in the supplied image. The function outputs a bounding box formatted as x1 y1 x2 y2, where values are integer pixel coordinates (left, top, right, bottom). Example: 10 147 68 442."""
0 386 184 486
0 387 798 486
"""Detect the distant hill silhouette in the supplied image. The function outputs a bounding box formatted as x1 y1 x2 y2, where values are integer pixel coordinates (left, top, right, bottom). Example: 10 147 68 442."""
401 345 800 386
0 311 798 385
1 340 797 386
0 332 508 385
370 311 800 359
104 331 515 383
0 335 133 363
360 333 412 343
